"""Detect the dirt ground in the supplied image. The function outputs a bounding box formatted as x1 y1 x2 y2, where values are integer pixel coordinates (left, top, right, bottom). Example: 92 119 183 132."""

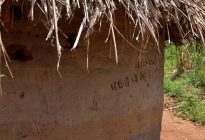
161 96 205 140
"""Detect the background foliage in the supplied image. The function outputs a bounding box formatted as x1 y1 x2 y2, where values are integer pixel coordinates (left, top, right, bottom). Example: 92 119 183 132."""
164 43 205 125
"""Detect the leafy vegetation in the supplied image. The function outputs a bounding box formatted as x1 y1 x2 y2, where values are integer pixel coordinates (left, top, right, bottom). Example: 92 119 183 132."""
164 43 205 125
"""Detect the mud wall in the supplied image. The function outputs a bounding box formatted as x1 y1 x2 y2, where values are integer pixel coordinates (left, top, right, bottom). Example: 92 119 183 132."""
0 11 164 140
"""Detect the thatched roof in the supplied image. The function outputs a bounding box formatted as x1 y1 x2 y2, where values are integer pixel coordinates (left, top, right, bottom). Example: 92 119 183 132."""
0 0 205 69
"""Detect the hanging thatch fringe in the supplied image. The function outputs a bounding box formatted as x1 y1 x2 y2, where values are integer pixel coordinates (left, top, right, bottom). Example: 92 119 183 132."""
52 0 62 71
0 0 205 68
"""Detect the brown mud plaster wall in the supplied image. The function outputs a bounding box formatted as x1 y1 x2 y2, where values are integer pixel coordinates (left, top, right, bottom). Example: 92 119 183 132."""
0 11 164 140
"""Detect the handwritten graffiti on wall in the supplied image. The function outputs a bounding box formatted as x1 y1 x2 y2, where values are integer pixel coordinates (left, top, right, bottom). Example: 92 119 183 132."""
110 72 151 91
135 55 156 70
110 56 157 91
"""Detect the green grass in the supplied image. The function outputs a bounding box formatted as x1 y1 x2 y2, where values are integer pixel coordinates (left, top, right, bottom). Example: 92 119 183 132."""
164 44 205 125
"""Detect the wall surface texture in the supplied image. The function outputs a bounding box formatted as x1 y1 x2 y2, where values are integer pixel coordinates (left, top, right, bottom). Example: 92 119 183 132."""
0 11 164 140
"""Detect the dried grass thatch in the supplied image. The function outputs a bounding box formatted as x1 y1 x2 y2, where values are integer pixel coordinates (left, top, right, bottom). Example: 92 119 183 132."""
0 0 205 70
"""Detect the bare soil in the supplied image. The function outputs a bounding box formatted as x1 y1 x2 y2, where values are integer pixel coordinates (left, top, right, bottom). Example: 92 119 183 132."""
161 96 205 140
